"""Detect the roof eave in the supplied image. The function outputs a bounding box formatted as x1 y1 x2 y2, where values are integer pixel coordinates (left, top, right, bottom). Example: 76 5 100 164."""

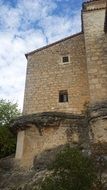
25 32 83 59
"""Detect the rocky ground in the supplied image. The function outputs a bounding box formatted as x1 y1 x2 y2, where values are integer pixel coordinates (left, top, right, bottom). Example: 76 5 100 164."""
0 145 65 190
0 156 49 190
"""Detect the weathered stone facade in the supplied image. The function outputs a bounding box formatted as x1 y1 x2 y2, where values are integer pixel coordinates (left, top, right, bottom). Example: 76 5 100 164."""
14 0 107 168
83 0 107 103
23 33 90 115
13 112 89 167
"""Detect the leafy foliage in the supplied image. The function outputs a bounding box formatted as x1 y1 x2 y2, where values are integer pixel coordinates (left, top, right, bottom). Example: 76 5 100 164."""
0 99 20 127
37 147 97 190
0 99 21 158
0 126 16 158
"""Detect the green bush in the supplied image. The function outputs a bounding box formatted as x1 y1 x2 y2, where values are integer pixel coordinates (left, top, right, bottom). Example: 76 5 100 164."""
37 146 97 190
0 99 21 158
0 99 20 127
0 126 16 158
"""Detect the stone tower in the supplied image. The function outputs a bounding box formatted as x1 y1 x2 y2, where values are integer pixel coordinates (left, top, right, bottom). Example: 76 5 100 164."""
83 0 107 103
82 0 107 145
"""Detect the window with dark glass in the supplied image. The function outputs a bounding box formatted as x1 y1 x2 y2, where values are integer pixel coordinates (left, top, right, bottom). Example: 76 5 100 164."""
59 90 68 102
62 56 69 63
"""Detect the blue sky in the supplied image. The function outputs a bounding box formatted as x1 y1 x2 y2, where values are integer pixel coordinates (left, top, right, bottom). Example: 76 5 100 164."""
0 0 83 110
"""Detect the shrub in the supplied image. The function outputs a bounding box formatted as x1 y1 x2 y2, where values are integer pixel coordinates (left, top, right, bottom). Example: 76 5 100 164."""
37 146 97 190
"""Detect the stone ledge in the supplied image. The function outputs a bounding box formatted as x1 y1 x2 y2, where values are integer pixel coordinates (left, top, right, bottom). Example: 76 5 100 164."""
11 112 84 133
87 101 107 121
11 101 107 132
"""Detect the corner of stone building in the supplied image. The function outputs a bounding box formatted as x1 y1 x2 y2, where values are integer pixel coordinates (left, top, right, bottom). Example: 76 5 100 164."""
82 0 107 103
81 0 107 154
84 100 107 158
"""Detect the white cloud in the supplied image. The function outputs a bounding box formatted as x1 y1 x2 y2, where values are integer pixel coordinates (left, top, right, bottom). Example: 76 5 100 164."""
0 4 21 32
0 29 47 109
0 0 81 110
39 10 81 43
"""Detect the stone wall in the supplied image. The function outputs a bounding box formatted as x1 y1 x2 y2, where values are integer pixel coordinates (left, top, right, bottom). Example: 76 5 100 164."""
88 101 107 146
23 33 90 115
83 6 107 103
15 131 25 159
20 125 68 167
82 0 107 164
15 0 107 168
14 112 89 167
14 101 107 168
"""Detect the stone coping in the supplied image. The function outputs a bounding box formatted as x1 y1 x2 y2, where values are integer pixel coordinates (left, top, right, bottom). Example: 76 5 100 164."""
82 0 106 12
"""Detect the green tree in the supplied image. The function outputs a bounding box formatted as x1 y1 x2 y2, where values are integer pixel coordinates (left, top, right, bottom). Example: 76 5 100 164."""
38 147 97 190
0 99 21 158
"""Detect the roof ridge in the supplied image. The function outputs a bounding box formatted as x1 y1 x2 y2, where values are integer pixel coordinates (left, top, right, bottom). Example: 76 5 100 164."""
25 32 83 58
83 0 100 4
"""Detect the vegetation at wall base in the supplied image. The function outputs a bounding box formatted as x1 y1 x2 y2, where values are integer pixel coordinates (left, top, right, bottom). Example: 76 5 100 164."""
35 146 97 190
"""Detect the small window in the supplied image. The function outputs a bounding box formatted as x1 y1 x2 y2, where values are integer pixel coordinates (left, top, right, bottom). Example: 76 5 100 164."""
59 90 68 103
62 55 70 63
62 56 69 63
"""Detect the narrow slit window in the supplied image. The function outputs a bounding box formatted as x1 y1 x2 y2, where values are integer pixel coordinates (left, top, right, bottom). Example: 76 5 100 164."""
59 90 68 103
